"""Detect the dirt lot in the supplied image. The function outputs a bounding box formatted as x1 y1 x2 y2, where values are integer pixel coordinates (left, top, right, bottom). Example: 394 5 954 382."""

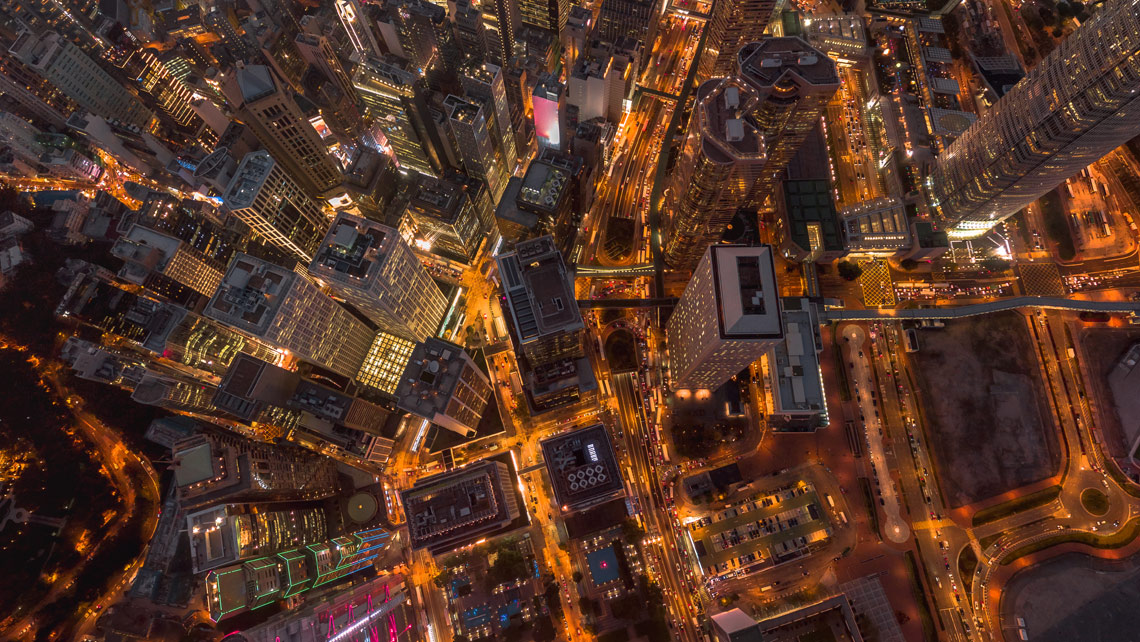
1001 552 1140 642
909 311 1061 508
1073 325 1140 460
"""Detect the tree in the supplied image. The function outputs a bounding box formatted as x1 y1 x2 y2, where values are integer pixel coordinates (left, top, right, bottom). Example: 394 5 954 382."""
572 570 583 584
486 548 528 587
899 258 919 271
837 260 863 281
621 518 646 545
980 256 1011 272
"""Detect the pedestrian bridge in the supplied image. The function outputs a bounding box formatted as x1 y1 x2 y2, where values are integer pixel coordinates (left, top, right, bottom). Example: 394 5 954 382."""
577 298 678 309
574 263 656 278
823 297 1140 321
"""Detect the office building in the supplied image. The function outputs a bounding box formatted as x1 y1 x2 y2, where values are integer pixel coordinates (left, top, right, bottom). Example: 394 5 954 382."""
596 0 661 52
205 254 375 379
566 38 640 125
10 31 153 129
700 0 779 78
663 77 767 272
462 62 519 170
737 38 840 203
294 32 358 105
353 56 445 176
335 0 386 59
396 338 493 437
205 526 391 621
444 94 511 201
930 0 1140 238
496 235 596 411
233 65 343 198
0 43 80 128
402 174 491 264
764 298 827 430
452 0 489 60
540 424 624 513
236 573 416 642
840 197 911 256
310 212 448 343
533 72 566 151
187 501 331 574
171 430 340 509
519 0 567 33
712 609 764 642
495 235 584 365
401 458 522 554
111 225 225 299
222 151 331 263
126 48 206 132
667 245 784 389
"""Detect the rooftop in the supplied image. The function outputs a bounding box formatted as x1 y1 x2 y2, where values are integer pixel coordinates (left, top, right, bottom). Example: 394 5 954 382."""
400 458 520 554
395 338 490 435
206 254 295 333
738 37 841 88
222 151 275 211
710 246 782 338
695 78 765 163
407 175 469 225
310 213 393 284
518 160 572 213
236 65 277 104
540 423 624 513
770 300 825 419
496 236 583 343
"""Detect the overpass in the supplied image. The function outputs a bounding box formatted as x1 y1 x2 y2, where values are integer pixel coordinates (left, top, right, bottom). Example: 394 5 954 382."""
634 85 681 102
574 263 656 277
577 298 678 309
823 297 1140 321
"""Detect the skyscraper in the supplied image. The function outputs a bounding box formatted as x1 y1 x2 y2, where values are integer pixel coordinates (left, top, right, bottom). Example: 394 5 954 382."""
737 38 839 203
395 337 493 437
533 72 566 151
518 0 567 34
353 56 445 176
10 31 153 128
461 62 519 172
233 65 343 198
443 94 510 201
666 244 783 389
595 0 661 54
309 212 448 343
700 0 779 79
930 0 1140 238
663 76 767 272
222 151 331 263
205 254 375 378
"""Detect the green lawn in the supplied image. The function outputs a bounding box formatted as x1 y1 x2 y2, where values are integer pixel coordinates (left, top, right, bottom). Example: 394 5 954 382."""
1000 517 1140 565
971 485 1062 527
1080 488 1110 516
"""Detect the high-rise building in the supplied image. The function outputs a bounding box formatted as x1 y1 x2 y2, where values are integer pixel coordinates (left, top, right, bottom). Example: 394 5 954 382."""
171 430 340 510
402 173 492 263
309 212 448 343
401 459 521 554
395 338 493 437
205 526 391 621
443 94 510 201
666 244 784 389
533 72 565 151
481 0 520 66
294 32 357 105
518 0 567 33
10 31 153 129
930 0 1140 238
334 0 385 59
126 48 205 131
711 609 764 642
663 76 767 272
237 574 416 642
233 65 343 198
737 38 839 202
353 56 445 176
111 225 225 300
595 0 660 54
461 62 519 170
700 0 779 78
222 151 331 263
495 235 597 411
205 254 375 378
0 47 80 128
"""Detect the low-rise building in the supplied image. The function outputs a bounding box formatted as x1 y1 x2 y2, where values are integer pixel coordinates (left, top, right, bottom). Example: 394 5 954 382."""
400 458 523 555
396 338 492 437
541 423 624 513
